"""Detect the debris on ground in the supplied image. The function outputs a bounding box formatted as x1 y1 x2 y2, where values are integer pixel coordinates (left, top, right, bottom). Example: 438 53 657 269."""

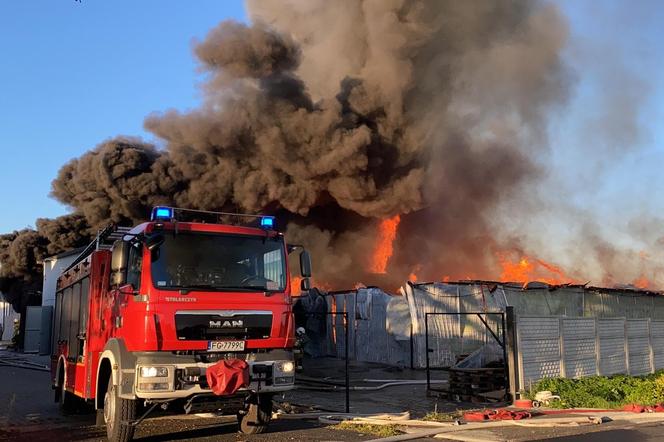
331 421 404 437
421 410 463 422
273 400 322 414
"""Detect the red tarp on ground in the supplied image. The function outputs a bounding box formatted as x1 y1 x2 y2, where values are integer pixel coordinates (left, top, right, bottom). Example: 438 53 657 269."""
622 403 664 413
206 359 249 396
464 409 533 421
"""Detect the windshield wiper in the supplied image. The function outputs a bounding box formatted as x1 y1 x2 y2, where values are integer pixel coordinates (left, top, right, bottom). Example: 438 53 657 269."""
171 284 267 294
214 285 268 292
173 285 227 295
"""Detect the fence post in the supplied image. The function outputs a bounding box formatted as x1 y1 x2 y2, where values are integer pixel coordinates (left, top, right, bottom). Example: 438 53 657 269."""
505 306 518 401
425 313 430 393
409 323 414 370
559 317 566 378
594 318 601 376
648 318 655 374
624 319 630 375
344 311 350 413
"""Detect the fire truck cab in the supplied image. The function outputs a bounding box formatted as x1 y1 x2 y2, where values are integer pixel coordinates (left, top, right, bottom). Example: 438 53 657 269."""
50 207 311 442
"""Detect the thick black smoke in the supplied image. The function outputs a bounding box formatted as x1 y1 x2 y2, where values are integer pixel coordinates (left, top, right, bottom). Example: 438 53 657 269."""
0 215 91 311
2 0 572 306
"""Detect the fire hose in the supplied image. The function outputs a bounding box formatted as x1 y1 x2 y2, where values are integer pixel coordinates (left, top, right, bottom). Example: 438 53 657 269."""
296 375 447 391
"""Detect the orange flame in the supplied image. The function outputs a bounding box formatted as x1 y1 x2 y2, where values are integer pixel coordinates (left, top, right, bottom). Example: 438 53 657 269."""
498 253 573 285
370 215 401 274
633 275 650 289
290 276 303 296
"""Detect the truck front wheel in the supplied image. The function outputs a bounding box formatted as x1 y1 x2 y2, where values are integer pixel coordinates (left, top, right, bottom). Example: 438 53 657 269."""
237 394 272 434
103 373 137 442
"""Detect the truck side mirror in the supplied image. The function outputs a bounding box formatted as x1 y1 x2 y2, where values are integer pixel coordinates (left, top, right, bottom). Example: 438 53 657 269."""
300 278 311 291
145 233 165 251
111 240 129 287
300 250 312 278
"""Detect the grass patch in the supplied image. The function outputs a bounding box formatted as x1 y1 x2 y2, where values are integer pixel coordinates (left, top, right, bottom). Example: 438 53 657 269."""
526 370 664 409
422 410 463 422
330 421 404 437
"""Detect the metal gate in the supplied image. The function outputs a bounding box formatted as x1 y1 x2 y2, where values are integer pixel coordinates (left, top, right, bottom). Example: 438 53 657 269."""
23 306 42 353
425 311 508 400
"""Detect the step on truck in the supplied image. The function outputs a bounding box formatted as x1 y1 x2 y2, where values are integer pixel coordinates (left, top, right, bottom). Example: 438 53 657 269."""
50 207 312 441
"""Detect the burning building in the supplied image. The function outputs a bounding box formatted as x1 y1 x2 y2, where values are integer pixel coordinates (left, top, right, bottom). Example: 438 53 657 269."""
0 1 659 317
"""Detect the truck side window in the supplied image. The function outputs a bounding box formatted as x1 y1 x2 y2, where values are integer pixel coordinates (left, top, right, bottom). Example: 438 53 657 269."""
263 250 284 286
126 243 143 289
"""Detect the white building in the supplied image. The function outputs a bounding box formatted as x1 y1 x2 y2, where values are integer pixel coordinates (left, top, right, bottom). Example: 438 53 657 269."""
42 248 83 307
0 298 19 342
22 248 85 353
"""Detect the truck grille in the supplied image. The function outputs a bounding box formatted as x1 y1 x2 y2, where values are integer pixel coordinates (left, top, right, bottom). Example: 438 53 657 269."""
175 311 272 341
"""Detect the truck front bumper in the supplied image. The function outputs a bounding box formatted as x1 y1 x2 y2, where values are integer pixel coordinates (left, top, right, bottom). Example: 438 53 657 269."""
128 350 294 400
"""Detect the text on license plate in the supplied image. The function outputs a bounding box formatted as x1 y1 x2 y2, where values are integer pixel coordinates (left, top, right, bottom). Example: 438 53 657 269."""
207 340 245 352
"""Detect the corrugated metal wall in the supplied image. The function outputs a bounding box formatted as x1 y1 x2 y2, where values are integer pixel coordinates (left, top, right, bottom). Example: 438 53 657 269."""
304 282 664 375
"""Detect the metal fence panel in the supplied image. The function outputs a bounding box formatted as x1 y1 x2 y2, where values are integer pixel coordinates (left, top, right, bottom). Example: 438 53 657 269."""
598 318 627 375
562 318 596 378
516 315 664 388
627 319 652 375
517 317 561 389
652 320 664 370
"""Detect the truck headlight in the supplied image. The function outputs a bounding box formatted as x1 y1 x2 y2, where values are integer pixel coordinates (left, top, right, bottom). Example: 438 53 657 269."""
276 361 295 373
139 366 169 378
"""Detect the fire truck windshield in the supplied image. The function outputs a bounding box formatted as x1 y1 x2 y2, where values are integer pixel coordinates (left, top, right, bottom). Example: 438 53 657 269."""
150 232 286 292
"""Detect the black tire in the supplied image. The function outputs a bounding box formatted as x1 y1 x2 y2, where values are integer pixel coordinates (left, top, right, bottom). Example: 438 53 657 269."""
237 394 272 435
58 375 77 415
95 409 105 427
103 373 137 442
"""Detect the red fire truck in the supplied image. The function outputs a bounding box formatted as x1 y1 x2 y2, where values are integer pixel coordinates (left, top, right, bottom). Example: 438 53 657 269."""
50 207 311 441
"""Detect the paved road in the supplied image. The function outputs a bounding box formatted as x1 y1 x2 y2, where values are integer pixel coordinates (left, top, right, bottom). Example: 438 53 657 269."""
537 421 664 441
0 363 370 441
4 353 664 442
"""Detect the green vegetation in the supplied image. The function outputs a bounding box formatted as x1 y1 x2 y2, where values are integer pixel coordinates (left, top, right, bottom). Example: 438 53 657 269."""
526 371 664 409
330 421 404 437
422 410 463 422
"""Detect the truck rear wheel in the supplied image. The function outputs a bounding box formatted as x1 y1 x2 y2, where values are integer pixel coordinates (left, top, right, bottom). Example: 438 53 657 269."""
57 368 77 415
59 382 77 414
103 373 137 442
237 394 272 434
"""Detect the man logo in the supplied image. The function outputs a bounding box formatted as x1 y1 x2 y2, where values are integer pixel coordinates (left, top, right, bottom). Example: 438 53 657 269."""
209 319 244 328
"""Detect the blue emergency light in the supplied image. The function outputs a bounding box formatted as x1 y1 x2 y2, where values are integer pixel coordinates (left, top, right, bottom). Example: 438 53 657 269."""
152 206 173 221
260 216 275 229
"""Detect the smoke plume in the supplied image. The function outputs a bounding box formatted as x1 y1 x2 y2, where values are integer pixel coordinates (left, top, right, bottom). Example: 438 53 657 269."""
2 0 575 307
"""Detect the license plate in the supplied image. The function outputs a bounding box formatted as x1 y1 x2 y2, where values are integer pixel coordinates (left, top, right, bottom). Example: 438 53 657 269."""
207 340 245 352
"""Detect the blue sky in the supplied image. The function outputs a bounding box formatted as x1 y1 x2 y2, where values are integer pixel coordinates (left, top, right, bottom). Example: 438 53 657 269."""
0 0 662 240
541 1 664 246
0 0 246 232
